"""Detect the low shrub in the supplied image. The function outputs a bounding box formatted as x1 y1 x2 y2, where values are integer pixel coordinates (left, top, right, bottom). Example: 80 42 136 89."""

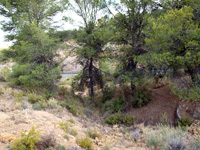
77 137 93 150
70 129 78 136
160 112 169 125
11 127 40 150
66 103 78 116
176 118 192 129
190 139 200 150
87 129 101 139
0 67 11 81
36 133 56 150
13 90 23 102
27 92 38 104
146 125 187 150
133 89 151 108
102 97 126 113
59 122 70 133
104 113 135 126
55 144 66 150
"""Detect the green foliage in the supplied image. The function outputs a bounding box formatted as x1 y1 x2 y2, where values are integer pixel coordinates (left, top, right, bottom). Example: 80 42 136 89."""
77 137 93 150
27 92 38 104
146 125 187 150
65 103 78 116
160 112 169 126
102 97 126 113
13 90 24 102
104 113 135 126
87 129 101 139
55 144 66 150
59 122 70 133
11 127 40 150
133 89 151 108
0 67 11 81
176 118 192 128
172 85 200 101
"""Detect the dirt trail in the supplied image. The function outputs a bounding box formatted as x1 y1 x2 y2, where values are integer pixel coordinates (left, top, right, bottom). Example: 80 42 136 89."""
130 86 180 124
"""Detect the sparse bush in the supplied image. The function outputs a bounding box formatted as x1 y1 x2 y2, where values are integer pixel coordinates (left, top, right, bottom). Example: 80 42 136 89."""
176 118 192 129
0 67 11 81
130 130 141 142
69 118 75 124
11 127 40 150
36 133 56 150
104 113 135 126
160 112 169 125
27 92 38 104
59 122 70 133
13 90 23 102
66 103 78 116
146 125 187 150
87 129 101 139
32 102 45 110
165 133 187 150
190 139 200 150
70 129 78 136
55 144 66 150
77 137 93 150
47 98 61 109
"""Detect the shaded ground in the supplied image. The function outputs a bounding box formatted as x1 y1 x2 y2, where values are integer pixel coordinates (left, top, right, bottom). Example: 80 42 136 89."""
130 86 180 125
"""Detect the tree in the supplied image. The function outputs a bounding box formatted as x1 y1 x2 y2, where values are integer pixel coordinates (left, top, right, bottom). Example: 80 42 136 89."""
0 0 66 90
146 6 200 83
106 0 154 96
68 0 110 97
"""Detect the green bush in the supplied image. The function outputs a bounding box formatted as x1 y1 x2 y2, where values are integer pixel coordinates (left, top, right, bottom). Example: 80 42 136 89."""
66 103 78 116
104 113 135 126
59 122 70 133
11 127 40 150
27 92 38 104
13 90 23 102
77 137 93 150
0 67 11 81
102 97 126 113
133 89 151 107
176 118 192 128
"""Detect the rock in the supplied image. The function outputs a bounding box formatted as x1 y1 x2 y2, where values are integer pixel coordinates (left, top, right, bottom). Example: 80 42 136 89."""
193 107 200 120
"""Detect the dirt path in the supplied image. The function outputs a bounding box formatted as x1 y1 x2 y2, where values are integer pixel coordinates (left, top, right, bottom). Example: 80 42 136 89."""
130 86 180 125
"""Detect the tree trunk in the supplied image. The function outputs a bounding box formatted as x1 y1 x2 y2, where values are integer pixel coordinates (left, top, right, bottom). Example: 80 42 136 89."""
89 57 94 98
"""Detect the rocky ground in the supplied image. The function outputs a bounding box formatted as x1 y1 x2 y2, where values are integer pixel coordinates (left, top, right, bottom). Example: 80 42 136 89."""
0 83 148 150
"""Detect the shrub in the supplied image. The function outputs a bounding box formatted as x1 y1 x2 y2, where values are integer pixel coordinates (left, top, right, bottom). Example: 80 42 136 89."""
13 90 23 102
87 129 101 139
123 114 135 126
36 133 56 150
66 103 78 116
0 67 11 81
133 89 151 107
27 92 38 104
55 144 66 150
176 118 192 129
77 137 93 150
11 127 40 150
165 133 187 150
146 125 187 150
59 123 70 133
70 129 78 136
160 112 169 125
104 113 135 126
47 98 58 108
102 97 126 113
190 139 200 150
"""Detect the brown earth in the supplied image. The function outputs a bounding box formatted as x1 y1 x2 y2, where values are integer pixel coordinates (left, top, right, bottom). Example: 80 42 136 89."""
129 86 180 125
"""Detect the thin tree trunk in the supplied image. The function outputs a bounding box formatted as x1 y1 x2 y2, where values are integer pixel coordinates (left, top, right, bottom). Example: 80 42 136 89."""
89 57 94 98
